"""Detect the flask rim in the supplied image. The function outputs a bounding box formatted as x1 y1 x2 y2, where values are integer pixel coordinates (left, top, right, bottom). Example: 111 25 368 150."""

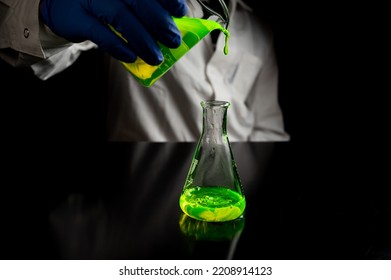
201 100 230 108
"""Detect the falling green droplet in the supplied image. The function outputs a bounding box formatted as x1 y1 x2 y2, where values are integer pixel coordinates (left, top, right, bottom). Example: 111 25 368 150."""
223 29 230 55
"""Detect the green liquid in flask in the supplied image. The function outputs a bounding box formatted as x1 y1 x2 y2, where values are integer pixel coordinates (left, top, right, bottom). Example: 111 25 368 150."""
179 186 246 222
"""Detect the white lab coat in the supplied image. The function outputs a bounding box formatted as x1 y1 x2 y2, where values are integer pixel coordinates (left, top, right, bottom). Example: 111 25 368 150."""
0 0 290 142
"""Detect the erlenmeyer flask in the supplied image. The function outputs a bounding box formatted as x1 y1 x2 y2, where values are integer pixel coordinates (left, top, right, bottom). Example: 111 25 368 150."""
179 100 246 222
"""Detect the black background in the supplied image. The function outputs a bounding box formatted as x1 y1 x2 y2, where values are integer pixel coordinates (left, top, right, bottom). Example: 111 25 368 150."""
0 3 389 260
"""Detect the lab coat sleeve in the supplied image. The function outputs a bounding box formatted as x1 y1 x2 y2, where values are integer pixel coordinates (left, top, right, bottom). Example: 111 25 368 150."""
30 40 98 80
0 0 45 66
0 0 96 80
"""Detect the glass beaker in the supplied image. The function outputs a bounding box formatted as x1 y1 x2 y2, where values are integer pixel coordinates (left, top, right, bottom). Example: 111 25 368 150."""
116 0 230 87
179 100 246 222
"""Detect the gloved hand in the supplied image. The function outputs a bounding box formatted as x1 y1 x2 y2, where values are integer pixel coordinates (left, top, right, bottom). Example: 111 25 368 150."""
40 0 187 65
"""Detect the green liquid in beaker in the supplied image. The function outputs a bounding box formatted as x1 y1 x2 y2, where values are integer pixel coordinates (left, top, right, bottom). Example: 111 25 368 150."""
120 16 230 87
179 186 246 222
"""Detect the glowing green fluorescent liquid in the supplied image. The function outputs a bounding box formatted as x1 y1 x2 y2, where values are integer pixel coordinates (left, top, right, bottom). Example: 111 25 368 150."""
119 16 230 87
179 186 245 222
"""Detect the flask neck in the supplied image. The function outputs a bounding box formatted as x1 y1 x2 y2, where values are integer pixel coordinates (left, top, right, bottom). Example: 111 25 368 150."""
201 100 230 140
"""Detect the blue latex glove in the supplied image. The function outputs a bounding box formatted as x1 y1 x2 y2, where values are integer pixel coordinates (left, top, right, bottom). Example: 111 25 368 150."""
40 0 187 65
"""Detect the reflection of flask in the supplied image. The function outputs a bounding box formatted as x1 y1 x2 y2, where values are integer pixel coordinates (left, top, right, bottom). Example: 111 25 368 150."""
179 213 245 241
179 213 245 259
179 100 246 222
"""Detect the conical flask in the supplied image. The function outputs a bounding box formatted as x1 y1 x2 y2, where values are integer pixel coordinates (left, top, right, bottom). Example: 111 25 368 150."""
179 100 246 222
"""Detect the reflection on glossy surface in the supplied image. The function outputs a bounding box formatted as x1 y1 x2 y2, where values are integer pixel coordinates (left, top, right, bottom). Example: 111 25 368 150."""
179 213 245 241
179 213 245 259
46 142 264 260
1 142 389 260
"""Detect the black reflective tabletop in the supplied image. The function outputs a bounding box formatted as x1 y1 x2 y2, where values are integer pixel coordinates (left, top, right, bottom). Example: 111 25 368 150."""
1 142 389 260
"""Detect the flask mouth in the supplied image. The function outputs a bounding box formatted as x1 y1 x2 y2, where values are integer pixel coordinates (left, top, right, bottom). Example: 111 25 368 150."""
201 100 230 108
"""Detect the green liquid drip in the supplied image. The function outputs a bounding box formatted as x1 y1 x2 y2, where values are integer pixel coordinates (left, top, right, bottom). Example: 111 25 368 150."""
179 186 245 222
223 32 229 55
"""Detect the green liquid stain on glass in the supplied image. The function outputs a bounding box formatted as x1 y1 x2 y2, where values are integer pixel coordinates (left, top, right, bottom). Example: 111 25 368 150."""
116 16 229 87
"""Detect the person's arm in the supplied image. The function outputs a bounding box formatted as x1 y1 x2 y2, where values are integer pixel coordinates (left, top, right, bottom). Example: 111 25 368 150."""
1 0 187 70
0 0 46 67
0 0 98 79
39 0 187 66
